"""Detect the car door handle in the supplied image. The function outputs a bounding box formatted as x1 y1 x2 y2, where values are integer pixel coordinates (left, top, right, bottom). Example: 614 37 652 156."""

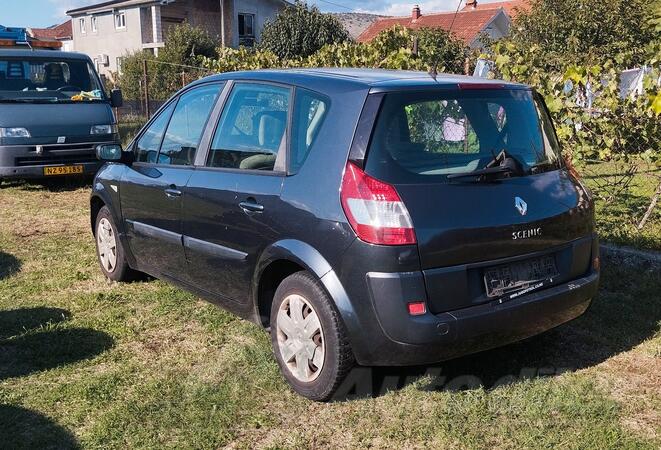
164 187 182 198
239 200 264 213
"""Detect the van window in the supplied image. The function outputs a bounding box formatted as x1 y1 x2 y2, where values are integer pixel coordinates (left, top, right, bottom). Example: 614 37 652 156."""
158 84 221 166
0 58 103 101
207 83 290 171
364 89 562 184
289 89 328 174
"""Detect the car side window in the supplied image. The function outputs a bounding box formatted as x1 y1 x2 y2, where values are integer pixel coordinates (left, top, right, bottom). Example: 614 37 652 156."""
207 83 290 171
135 102 176 163
290 89 329 174
157 84 221 166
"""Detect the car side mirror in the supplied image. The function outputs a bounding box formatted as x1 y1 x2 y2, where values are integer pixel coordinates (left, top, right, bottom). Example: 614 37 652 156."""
110 89 123 108
96 144 123 161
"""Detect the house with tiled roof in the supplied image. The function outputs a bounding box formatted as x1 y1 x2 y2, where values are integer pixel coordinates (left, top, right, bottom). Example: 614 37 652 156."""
67 0 290 76
461 0 530 19
357 4 511 48
28 21 74 51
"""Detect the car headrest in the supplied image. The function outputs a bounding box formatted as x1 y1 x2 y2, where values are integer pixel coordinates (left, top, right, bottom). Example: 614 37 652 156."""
257 111 287 150
239 153 276 171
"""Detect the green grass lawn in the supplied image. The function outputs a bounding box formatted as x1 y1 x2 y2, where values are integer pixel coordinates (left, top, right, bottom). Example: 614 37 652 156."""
0 179 659 449
581 161 661 251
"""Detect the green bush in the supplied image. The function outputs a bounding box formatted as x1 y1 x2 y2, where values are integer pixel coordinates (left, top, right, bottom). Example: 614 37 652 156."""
305 26 468 73
117 23 217 101
488 41 661 164
259 1 350 59
202 26 468 74
509 0 658 71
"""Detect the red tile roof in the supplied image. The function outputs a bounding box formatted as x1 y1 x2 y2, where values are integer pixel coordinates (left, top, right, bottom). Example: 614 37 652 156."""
357 9 503 44
29 20 73 41
461 0 530 18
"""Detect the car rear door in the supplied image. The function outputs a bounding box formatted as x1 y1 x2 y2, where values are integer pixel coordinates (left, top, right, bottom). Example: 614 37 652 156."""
182 81 292 312
120 83 222 280
360 88 595 312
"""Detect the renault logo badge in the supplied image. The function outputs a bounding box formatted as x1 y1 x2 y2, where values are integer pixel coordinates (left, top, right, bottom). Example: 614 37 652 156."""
515 197 527 216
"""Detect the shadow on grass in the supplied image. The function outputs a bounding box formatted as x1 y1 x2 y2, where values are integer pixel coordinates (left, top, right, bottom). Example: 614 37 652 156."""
0 307 70 340
0 308 114 381
0 404 79 449
333 257 661 400
0 251 21 280
0 176 93 192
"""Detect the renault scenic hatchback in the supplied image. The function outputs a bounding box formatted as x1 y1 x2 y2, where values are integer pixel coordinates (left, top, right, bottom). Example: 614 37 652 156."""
91 69 599 401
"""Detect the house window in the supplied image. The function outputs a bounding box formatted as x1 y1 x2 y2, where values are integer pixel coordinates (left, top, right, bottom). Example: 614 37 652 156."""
238 13 255 46
114 12 126 30
91 16 98 33
79 18 86 34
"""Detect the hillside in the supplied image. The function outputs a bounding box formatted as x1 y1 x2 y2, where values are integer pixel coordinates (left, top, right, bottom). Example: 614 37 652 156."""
331 13 385 39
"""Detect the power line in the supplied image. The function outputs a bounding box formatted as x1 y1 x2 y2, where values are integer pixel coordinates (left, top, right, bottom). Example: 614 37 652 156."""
449 0 465 33
311 0 357 13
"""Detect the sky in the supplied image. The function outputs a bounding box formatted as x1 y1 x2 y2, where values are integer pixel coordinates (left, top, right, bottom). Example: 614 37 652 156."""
1 0 498 29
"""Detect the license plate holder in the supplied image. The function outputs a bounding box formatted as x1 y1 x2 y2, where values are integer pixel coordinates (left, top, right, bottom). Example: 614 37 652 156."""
43 165 84 176
484 255 558 299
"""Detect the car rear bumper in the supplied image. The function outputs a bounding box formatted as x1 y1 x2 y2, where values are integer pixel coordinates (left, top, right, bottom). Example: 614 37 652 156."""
360 266 599 366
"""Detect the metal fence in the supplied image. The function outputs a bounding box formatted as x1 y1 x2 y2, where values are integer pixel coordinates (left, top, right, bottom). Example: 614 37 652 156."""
113 59 212 121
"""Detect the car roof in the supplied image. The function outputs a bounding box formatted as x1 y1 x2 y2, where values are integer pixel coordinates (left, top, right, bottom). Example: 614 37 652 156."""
0 48 92 60
194 68 528 92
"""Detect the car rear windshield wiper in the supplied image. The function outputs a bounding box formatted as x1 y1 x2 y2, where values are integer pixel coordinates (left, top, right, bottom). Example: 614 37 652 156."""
447 150 527 181
447 164 516 180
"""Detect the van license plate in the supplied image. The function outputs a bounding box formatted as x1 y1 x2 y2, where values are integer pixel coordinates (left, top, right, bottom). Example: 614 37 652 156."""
484 255 558 298
44 165 84 176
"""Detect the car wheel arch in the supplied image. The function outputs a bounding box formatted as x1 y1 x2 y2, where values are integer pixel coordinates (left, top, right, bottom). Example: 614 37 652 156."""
90 195 106 235
89 188 137 269
252 240 357 336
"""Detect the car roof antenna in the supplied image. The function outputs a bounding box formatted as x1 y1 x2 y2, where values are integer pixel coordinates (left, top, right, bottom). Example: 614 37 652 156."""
428 62 438 81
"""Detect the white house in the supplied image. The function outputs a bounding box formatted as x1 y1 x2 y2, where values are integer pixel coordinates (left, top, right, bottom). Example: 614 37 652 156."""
67 0 291 76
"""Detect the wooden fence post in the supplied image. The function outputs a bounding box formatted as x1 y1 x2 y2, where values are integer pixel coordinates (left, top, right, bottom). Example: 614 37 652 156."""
143 59 150 118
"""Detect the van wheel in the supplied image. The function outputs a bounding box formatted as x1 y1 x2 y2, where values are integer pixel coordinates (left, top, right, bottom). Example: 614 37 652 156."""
95 206 135 282
270 271 354 401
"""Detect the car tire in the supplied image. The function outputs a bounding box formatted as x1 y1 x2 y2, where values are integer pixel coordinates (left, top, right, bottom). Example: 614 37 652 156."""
270 271 354 401
94 206 136 282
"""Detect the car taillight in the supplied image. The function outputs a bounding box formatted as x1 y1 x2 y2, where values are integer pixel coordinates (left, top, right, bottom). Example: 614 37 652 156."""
340 162 416 246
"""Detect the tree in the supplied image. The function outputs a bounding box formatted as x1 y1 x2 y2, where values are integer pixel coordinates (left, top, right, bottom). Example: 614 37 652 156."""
117 23 218 101
259 1 350 59
149 23 217 98
509 0 657 70
415 27 469 74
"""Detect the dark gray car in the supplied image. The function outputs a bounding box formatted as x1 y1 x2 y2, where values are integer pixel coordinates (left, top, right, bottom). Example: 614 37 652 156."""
91 69 600 401
0 49 121 181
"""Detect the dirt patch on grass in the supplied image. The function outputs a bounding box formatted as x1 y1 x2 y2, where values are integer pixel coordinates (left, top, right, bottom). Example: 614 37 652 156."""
596 351 661 441
0 186 90 241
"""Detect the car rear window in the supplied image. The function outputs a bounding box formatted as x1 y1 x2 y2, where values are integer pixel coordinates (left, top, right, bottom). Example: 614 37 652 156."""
364 89 562 184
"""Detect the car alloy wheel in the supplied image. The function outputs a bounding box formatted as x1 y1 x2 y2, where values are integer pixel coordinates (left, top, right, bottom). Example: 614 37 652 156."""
97 217 117 273
276 293 325 382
